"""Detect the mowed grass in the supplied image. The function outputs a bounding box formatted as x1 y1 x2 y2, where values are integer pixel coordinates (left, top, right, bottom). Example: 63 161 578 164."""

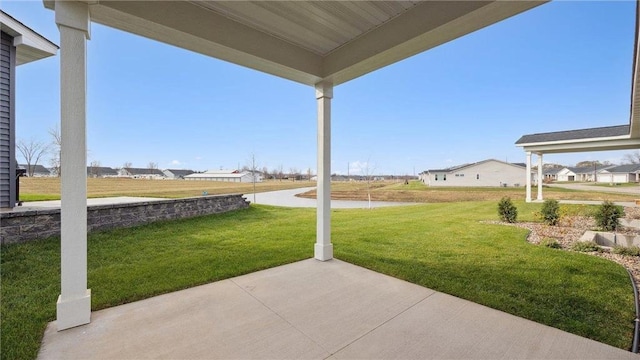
19 177 314 200
1 203 636 360
298 180 638 202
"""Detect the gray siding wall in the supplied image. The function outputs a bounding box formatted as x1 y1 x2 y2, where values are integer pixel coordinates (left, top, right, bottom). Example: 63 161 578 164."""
0 32 16 208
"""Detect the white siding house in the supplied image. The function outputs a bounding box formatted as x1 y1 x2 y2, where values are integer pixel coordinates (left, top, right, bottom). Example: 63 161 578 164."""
184 170 262 183
556 165 616 182
597 164 640 183
118 168 166 179
420 159 533 187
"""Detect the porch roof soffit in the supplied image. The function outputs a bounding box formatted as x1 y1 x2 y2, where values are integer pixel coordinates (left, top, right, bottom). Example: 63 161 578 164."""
44 0 545 86
0 10 58 65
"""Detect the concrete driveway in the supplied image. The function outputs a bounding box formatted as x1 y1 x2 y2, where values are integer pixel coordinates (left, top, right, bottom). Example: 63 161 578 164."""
548 183 640 195
244 187 415 209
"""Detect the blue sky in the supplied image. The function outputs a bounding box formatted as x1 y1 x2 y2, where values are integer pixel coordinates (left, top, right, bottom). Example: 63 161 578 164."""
6 1 638 175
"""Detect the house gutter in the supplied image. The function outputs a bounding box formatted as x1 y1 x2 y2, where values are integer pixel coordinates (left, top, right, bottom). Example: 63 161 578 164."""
627 267 639 353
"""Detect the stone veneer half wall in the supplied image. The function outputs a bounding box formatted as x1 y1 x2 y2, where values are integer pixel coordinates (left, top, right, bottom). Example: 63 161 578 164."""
0 194 250 245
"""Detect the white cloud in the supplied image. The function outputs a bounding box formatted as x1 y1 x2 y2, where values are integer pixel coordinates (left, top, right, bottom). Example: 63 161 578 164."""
171 160 181 165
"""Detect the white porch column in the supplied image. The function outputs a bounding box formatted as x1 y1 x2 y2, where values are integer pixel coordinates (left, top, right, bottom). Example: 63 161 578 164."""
525 151 532 203
55 1 91 331
537 153 543 201
315 82 333 261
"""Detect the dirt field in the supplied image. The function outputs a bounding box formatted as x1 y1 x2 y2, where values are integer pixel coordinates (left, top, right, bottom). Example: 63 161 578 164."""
20 178 639 203
297 181 639 203
20 177 314 199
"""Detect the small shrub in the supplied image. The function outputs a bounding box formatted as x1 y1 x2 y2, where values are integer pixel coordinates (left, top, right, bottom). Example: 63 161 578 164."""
540 238 561 249
497 197 517 223
594 201 624 231
571 241 601 252
612 246 640 257
540 199 560 226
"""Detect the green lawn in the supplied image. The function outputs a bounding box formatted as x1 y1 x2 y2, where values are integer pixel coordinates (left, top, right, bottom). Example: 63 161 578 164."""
1 202 636 360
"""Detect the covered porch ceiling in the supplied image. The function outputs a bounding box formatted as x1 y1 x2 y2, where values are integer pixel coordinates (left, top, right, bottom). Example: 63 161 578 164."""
45 0 545 86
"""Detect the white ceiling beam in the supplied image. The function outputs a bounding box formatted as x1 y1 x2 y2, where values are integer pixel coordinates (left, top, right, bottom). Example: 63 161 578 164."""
85 1 325 85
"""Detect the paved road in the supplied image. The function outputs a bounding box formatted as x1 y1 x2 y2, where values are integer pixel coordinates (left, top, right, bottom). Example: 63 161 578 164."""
548 182 639 195
244 187 415 209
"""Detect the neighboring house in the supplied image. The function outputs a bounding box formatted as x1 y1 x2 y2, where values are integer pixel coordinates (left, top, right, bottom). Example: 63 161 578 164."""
0 11 57 208
597 164 640 183
420 159 534 187
19 164 52 177
184 169 261 183
87 166 118 178
543 168 563 181
119 168 166 179
163 169 195 179
556 165 616 182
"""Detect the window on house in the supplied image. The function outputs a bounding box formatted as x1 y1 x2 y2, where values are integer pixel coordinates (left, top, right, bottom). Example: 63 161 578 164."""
477 174 480 180
435 174 438 181
443 174 447 181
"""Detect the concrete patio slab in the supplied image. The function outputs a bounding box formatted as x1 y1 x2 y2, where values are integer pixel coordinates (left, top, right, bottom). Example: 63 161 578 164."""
38 259 637 360
7 196 167 212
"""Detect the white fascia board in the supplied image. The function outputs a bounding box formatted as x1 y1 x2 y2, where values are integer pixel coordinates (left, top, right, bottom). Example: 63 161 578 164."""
630 3 640 139
517 137 640 154
516 135 631 148
1 10 58 65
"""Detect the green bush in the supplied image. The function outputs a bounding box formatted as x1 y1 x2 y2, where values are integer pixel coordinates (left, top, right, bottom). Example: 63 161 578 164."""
540 237 561 249
612 246 640 257
571 241 601 252
594 201 624 231
540 199 560 226
497 197 517 223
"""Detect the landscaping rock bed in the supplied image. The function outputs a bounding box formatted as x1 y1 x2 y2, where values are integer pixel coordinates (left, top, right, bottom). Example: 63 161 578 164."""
485 206 640 285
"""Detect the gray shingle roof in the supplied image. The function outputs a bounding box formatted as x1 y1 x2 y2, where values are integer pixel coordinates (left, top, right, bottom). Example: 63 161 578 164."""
603 164 640 173
165 169 194 177
19 164 51 175
427 159 523 173
87 166 118 176
125 168 165 176
515 125 630 145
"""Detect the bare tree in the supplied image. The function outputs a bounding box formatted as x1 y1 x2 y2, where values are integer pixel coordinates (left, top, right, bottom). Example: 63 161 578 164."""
247 153 258 203
623 151 640 164
48 126 62 177
289 167 299 181
306 167 313 181
122 162 133 176
147 162 158 170
16 139 49 176
278 164 284 181
262 166 269 180
576 160 601 168
361 159 376 209
89 160 101 178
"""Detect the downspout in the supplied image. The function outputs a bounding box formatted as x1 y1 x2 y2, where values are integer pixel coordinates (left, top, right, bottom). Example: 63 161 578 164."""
627 267 639 353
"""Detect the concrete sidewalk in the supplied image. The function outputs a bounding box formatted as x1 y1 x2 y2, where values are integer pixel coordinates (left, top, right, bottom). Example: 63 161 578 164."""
246 187 415 209
38 259 637 359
